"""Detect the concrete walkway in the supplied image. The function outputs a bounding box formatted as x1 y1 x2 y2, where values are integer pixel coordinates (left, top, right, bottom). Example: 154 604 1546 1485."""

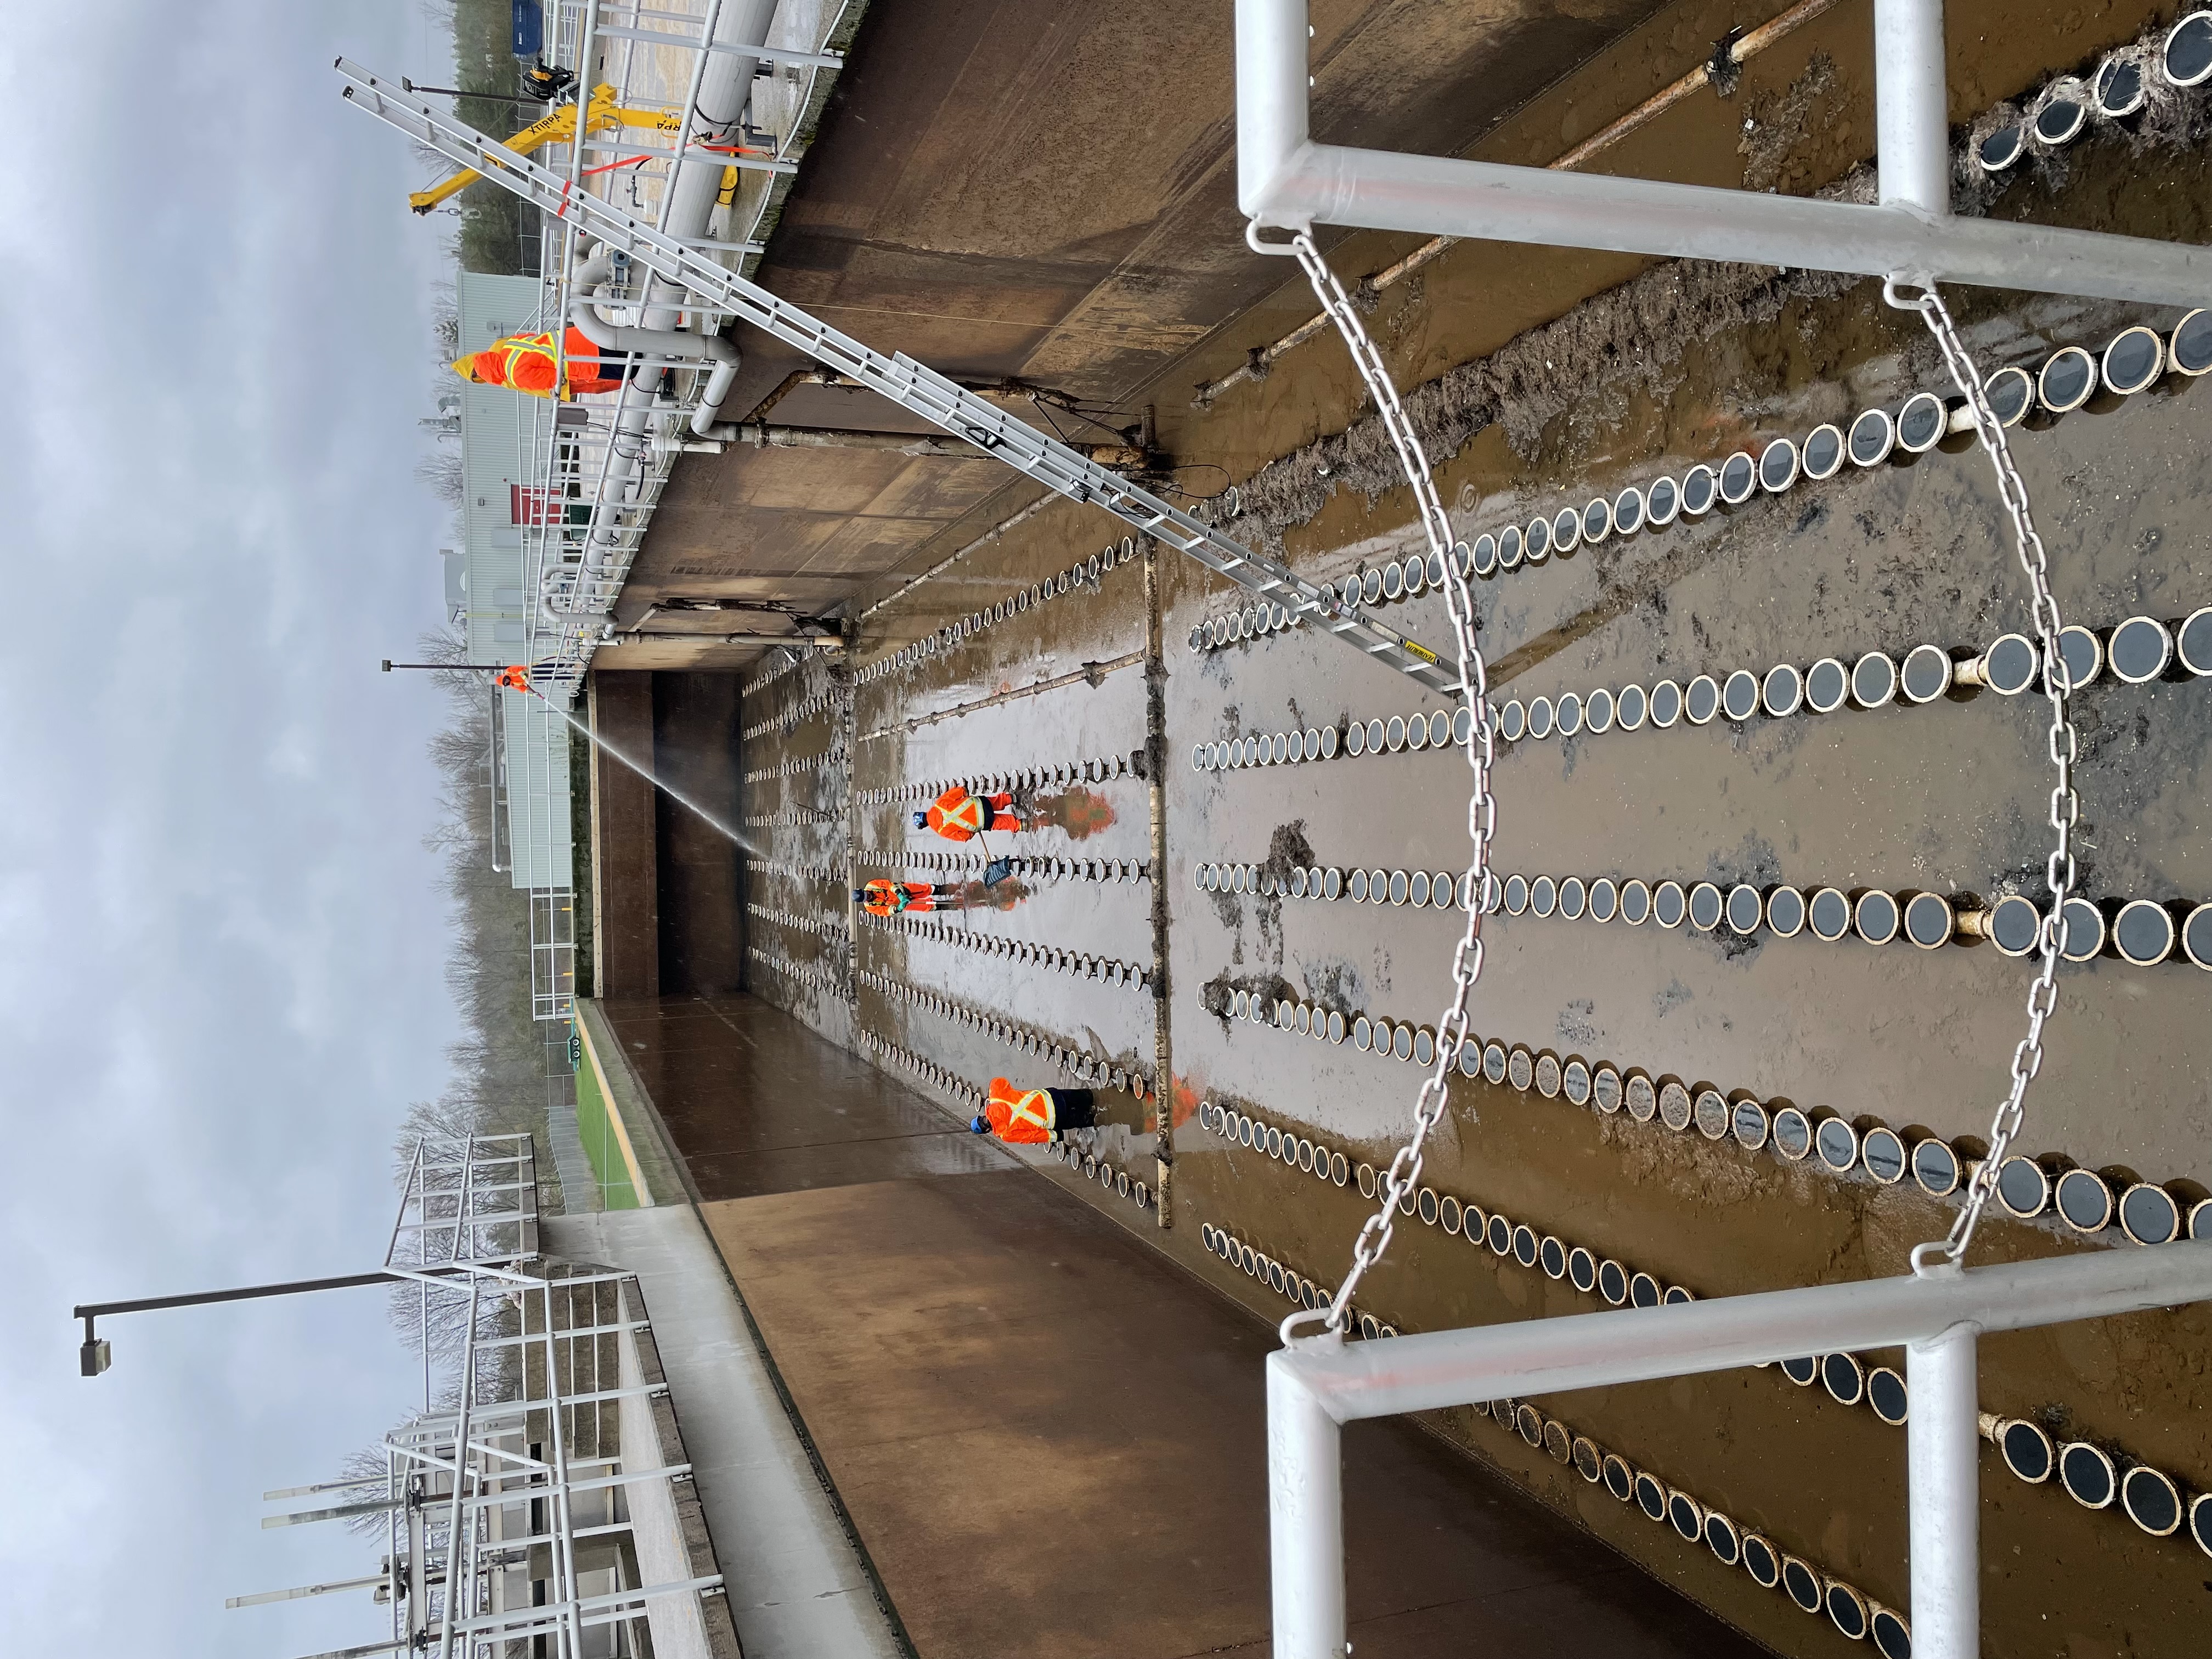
599 992 1766 1659
544 1206 906 1659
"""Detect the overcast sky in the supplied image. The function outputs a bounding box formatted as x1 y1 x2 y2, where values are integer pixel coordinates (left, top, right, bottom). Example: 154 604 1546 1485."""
0 3 476 1651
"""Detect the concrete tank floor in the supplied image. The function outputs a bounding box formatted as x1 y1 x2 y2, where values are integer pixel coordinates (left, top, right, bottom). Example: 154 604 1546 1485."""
604 991 1764 1659
713 12 2212 1652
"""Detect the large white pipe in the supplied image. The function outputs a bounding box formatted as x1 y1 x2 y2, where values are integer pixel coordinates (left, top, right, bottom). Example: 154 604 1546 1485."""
1907 1313 1981 1659
1235 0 2212 307
567 263 741 435
554 250 662 602
656 1 779 264
1875 0 1952 215
571 1 778 586
637 0 776 335
1235 0 1307 217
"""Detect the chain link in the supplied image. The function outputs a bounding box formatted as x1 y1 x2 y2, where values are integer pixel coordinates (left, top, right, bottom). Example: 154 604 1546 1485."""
1265 240 2071 1309
1884 279 2080 1274
1262 230 1497 1340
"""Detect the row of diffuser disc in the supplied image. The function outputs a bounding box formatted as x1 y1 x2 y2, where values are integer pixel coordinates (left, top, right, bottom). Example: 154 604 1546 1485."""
1207 978 2207 1244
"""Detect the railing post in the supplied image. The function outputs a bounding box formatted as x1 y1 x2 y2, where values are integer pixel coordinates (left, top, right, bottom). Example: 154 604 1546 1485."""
1874 0 1951 217
1906 1314 1981 1659
1268 1346 1346 1659
1235 0 1311 220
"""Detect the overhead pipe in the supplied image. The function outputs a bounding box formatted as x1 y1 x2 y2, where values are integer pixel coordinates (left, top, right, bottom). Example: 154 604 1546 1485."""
568 246 740 438
563 0 777 595
645 0 776 322
684 422 989 456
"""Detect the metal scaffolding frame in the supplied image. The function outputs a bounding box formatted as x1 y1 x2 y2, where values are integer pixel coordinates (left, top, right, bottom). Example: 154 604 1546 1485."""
242 1137 720 1659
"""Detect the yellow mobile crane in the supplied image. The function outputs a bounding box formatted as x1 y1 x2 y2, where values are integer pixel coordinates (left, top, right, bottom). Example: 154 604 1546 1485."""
408 84 742 215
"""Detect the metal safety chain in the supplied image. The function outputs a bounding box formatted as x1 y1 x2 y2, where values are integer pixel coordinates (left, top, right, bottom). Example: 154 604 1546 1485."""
1252 228 1497 1339
1886 279 2080 1275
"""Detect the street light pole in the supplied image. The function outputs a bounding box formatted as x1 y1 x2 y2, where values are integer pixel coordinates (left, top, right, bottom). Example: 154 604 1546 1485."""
399 78 554 108
73 1269 434 1376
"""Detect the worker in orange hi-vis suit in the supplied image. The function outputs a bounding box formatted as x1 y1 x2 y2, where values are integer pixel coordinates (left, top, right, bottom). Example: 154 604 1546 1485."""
913 782 1022 843
453 327 628 399
970 1077 1096 1145
854 878 961 917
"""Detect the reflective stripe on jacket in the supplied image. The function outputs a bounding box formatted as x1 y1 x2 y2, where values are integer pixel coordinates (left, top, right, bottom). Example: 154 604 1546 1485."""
466 328 624 398
925 786 988 840
861 879 936 917
985 1076 1055 1143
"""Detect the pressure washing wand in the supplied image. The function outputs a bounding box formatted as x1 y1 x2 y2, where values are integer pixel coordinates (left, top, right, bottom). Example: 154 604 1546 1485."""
382 661 756 850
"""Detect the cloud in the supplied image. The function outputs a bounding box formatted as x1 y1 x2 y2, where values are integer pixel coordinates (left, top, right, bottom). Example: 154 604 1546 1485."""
0 2 487 1650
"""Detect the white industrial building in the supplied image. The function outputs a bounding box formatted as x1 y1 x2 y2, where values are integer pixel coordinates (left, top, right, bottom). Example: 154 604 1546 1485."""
456 271 575 1011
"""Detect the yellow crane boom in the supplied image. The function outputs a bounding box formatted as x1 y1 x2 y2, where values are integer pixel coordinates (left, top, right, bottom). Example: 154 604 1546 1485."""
408 84 681 215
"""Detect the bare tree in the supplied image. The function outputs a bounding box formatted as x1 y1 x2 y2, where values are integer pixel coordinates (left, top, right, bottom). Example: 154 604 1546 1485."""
415 449 465 505
429 276 461 363
393 630 561 1201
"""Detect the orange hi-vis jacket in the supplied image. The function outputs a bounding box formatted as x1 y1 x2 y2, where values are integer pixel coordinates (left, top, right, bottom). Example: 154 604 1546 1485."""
860 879 938 917
984 1077 1057 1144
923 785 1017 842
458 327 625 399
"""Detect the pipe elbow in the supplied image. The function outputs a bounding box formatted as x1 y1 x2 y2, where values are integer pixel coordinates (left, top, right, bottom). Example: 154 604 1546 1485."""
1240 142 1326 241
566 293 740 368
691 356 742 436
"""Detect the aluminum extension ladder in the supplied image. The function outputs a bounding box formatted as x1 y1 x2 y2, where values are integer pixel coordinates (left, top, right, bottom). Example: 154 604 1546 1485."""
334 60 1458 695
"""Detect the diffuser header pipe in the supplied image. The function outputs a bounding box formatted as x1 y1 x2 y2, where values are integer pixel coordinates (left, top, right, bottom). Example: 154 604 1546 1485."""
1234 0 2211 306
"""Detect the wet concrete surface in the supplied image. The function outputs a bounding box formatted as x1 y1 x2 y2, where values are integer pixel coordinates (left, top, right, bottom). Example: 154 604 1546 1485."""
725 13 2212 1657
621 989 1767 1658
705 1160 1769 1659
601 994 1001 1197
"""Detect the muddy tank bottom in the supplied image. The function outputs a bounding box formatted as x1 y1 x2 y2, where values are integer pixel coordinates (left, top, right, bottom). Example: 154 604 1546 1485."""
735 24 2212 1659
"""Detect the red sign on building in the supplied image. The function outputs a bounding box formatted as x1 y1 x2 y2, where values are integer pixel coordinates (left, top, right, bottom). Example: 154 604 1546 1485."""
510 484 555 527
